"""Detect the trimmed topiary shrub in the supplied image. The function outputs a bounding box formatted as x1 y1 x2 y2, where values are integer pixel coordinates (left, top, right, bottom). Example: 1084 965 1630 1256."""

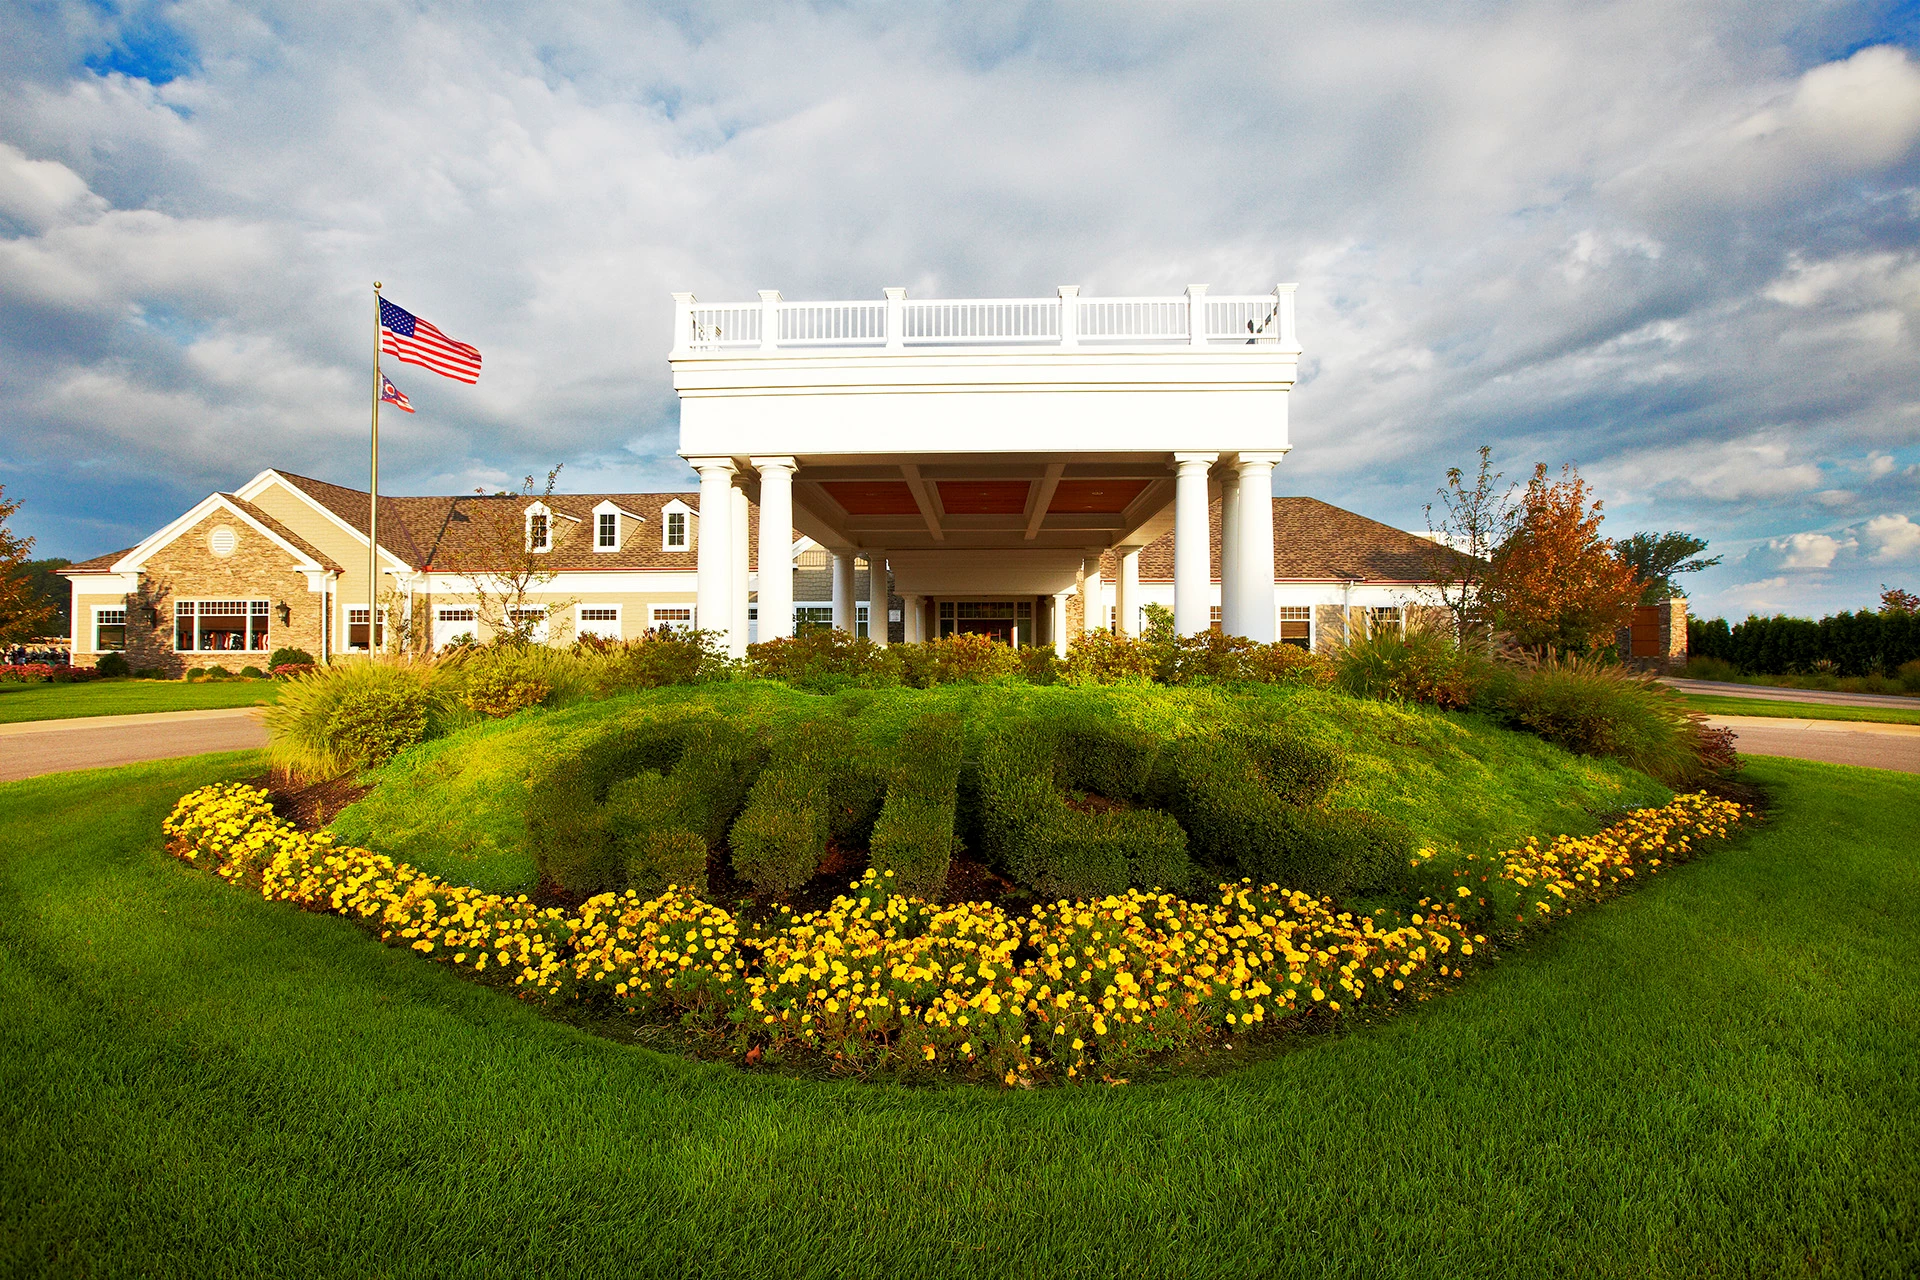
604 718 761 895
267 647 315 669
326 679 429 771
238 665 265 679
869 713 963 896
94 652 131 678
972 717 1193 900
729 720 865 896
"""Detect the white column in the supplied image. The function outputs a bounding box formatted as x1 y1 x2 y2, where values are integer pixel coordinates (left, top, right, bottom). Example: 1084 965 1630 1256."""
691 458 735 641
1219 464 1241 636
1172 452 1217 636
730 482 750 658
1235 453 1284 644
1116 547 1141 636
831 553 854 633
865 548 888 647
903 595 923 643
1052 590 1072 658
1082 553 1104 635
751 457 796 642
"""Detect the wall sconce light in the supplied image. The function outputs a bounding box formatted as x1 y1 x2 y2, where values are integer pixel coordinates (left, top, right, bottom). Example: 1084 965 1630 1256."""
275 601 292 625
143 606 160 628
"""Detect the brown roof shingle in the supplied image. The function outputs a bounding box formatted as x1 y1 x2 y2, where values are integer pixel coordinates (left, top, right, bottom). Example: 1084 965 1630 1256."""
1104 497 1467 583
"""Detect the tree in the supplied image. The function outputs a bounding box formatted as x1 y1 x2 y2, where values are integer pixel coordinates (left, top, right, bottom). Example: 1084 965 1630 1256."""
1616 531 1721 602
0 486 56 643
1419 445 1518 644
437 467 577 646
1881 585 1919 616
1485 463 1640 654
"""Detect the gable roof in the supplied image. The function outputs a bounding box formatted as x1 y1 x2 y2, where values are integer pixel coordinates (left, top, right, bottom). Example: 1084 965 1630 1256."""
1107 497 1468 584
101 492 333 577
60 546 138 574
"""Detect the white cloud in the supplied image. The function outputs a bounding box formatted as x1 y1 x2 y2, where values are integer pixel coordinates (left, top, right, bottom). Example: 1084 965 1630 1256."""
1863 514 1920 562
1770 531 1856 570
1813 489 1856 507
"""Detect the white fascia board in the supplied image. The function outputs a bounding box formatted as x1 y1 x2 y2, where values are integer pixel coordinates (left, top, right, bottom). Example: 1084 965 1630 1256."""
424 569 698 595
304 570 339 593
593 498 648 522
114 493 325 575
67 572 143 595
236 470 413 572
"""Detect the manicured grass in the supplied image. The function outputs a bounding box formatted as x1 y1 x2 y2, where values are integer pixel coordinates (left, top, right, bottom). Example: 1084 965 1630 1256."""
331 681 1668 894
1677 692 1920 726
0 679 277 724
3 752 1913 1277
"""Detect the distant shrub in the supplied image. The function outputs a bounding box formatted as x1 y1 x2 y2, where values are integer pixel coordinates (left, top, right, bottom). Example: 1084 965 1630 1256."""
585 629 729 693
185 667 206 680
201 665 234 680
1331 628 1486 709
267 647 315 669
238 665 265 679
890 633 1023 688
1018 646 1061 685
94 652 131 678
1061 631 1159 685
1901 659 1920 694
746 629 893 691
1680 655 1740 681
1245 642 1335 688
868 713 964 897
271 662 318 679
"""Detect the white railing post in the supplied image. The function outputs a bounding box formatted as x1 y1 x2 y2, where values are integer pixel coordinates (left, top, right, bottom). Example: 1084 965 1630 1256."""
758 290 782 352
884 287 906 349
1185 284 1208 346
670 292 696 355
1058 285 1079 348
1274 283 1299 351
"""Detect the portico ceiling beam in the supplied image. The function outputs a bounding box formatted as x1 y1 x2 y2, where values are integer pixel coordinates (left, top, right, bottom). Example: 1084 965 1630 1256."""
899 464 946 543
788 489 856 553
1113 476 1180 548
1024 462 1067 541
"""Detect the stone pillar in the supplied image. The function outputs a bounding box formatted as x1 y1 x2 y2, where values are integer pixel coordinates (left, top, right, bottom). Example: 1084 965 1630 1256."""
730 483 750 658
1219 464 1241 635
1082 552 1104 635
691 458 735 641
751 457 796 642
1053 590 1072 658
1234 453 1283 644
1116 547 1142 636
865 549 888 647
831 553 854 633
1172 452 1218 635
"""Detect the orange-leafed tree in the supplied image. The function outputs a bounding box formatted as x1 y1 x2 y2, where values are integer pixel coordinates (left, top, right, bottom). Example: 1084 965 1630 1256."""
0 484 55 643
1485 463 1640 654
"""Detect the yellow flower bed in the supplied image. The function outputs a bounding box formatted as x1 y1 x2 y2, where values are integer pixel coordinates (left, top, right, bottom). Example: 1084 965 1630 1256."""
163 785 1745 1083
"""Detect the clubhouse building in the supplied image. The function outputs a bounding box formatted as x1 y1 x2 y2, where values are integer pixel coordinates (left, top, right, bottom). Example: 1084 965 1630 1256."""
62 285 1452 671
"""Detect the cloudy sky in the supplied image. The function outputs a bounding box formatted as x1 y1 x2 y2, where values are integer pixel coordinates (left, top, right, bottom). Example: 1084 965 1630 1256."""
3 1 1919 619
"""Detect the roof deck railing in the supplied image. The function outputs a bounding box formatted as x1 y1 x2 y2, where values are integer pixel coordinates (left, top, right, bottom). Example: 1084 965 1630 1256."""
670 284 1298 354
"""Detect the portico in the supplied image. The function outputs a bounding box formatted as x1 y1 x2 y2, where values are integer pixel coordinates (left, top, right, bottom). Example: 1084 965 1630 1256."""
671 284 1301 654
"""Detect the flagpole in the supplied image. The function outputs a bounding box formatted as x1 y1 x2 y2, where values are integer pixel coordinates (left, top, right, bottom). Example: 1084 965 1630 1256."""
370 281 382 656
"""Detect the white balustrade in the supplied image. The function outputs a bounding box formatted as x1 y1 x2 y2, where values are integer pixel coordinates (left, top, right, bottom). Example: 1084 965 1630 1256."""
676 286 1298 352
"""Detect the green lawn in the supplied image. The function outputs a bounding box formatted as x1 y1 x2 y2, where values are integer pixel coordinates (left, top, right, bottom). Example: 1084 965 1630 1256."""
0 679 277 724
1677 692 1920 726
2 752 1914 1277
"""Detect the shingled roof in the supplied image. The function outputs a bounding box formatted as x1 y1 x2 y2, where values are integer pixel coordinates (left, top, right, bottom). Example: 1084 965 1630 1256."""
272 472 760 571
1104 497 1467 583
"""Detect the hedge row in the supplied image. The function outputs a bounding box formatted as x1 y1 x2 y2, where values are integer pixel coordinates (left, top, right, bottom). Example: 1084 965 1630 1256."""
1689 611 1920 677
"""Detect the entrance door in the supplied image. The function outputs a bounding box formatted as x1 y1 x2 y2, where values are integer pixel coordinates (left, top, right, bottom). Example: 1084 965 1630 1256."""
938 600 1031 645
957 618 1015 644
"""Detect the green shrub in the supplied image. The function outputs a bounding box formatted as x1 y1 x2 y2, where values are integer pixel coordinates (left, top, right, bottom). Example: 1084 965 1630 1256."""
265 658 446 779
202 664 233 680
1225 722 1343 805
1504 651 1708 784
1680 655 1740 681
889 634 1024 688
1061 631 1159 685
1018 646 1061 685
1901 659 1920 694
746 630 894 691
972 717 1194 899
238 665 265 679
1331 628 1486 708
460 665 552 717
268 647 315 669
184 667 206 680
730 734 841 897
93 652 130 678
584 630 729 692
527 709 750 898
869 713 963 896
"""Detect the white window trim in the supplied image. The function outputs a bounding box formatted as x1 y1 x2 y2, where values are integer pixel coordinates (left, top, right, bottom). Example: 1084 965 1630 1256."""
661 500 692 551
649 604 694 631
91 604 129 654
174 599 272 654
576 602 622 638
526 502 553 554
591 499 638 553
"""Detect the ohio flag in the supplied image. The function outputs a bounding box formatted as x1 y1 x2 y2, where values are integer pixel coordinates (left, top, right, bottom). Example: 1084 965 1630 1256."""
379 373 414 413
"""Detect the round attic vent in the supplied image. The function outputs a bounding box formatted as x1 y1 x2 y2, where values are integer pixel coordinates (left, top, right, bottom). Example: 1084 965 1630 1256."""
208 525 238 557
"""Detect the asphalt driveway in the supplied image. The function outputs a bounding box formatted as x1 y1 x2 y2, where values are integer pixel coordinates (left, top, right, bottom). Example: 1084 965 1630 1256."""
1664 677 1920 710
1705 715 1920 775
0 708 269 783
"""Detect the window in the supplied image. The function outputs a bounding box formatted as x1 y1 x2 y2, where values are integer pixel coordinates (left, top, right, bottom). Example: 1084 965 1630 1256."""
664 510 688 549
1209 605 1223 632
346 606 386 651
1367 606 1404 637
434 607 476 649
577 605 621 641
93 606 127 653
597 512 617 549
936 599 1032 645
509 606 550 642
856 604 869 639
650 606 692 632
795 606 834 633
1108 605 1117 631
176 600 270 652
1280 605 1312 650
528 511 550 552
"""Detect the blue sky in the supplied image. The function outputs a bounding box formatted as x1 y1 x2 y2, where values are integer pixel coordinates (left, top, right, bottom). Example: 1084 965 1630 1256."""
2 1 1919 620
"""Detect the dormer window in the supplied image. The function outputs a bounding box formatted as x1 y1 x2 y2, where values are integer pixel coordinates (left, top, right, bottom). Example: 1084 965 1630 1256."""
597 512 616 548
526 503 551 553
665 510 688 549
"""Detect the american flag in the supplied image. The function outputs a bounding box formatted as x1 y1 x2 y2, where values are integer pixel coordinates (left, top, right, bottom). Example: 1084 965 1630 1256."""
379 373 415 413
379 298 482 383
